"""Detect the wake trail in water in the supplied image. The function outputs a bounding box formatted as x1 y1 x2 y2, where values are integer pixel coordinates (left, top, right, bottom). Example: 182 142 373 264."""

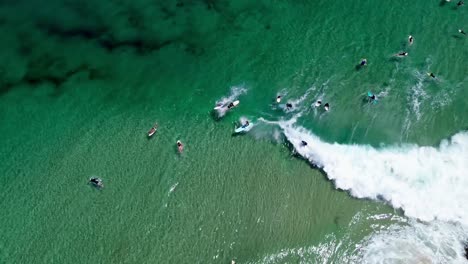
214 86 247 117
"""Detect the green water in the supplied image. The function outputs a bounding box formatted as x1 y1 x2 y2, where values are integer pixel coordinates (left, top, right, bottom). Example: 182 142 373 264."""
0 0 466 263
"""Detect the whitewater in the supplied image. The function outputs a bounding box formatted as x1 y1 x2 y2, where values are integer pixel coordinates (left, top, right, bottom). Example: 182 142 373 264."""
252 113 468 262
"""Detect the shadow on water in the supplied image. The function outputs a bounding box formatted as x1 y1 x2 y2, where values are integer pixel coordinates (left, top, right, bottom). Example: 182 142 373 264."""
464 244 468 260
439 0 448 6
210 110 222 122
355 64 365 71
388 56 402 63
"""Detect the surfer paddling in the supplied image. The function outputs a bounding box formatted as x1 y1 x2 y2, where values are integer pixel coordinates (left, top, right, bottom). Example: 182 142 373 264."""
395 52 408 57
177 140 184 153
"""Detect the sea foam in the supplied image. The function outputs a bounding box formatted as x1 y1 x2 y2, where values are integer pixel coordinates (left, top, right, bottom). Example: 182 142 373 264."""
278 120 468 224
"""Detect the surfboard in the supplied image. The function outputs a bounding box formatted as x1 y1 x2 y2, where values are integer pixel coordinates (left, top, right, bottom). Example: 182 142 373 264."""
213 104 224 110
276 97 281 103
234 123 253 133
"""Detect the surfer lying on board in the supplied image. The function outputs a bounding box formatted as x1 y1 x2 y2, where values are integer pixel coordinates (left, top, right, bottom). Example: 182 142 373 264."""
242 121 250 128
396 52 408 57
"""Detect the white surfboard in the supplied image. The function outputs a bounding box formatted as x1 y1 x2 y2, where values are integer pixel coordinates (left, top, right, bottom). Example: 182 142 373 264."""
235 123 253 133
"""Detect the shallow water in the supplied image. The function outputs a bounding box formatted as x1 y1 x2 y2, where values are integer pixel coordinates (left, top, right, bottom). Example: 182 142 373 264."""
0 0 467 263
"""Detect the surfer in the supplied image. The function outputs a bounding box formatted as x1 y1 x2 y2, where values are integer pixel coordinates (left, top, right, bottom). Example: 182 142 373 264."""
459 29 466 35
360 59 367 66
286 103 293 109
324 103 330 111
314 100 322 107
177 140 184 153
428 72 436 78
396 52 408 57
368 92 377 103
408 35 414 45
276 95 282 103
301 140 308 146
242 120 250 128
89 177 103 188
227 102 235 109
457 1 464 6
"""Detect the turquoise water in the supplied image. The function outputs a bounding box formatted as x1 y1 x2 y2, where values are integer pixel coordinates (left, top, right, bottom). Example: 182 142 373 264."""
0 0 467 263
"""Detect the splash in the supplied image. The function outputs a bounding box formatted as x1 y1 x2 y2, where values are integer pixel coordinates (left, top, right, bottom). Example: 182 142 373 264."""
280 86 315 113
214 86 247 117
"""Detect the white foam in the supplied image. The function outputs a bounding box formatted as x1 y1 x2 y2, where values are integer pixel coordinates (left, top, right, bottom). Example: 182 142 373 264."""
409 71 429 121
168 182 179 196
357 221 468 264
281 86 315 113
279 121 468 224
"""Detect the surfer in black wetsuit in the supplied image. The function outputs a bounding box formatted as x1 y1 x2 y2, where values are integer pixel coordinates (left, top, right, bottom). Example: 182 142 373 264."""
89 178 103 188
301 140 308 146
286 103 293 109
459 29 466 35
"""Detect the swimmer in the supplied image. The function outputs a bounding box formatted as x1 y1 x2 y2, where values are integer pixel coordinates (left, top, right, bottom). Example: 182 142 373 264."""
459 29 466 35
408 35 414 45
396 52 408 57
360 59 367 66
177 140 184 153
324 103 330 111
367 91 378 103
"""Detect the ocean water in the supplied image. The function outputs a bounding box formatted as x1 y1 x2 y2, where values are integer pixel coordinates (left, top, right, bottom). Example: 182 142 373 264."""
0 0 467 263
